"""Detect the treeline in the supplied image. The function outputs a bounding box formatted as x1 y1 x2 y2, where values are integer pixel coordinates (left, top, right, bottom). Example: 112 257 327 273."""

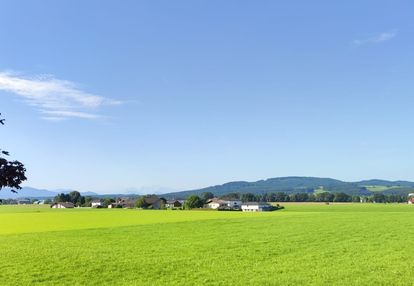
213 192 408 203
53 191 115 207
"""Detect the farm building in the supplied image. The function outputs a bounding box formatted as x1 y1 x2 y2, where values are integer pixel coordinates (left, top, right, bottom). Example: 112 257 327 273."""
205 198 228 209
142 196 166 209
17 199 31 205
241 202 272 212
109 198 136 208
227 200 242 209
51 202 75 208
205 198 242 210
91 200 103 208
165 200 182 208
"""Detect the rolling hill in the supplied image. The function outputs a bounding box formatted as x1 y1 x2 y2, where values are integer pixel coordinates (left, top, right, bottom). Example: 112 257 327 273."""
162 176 414 198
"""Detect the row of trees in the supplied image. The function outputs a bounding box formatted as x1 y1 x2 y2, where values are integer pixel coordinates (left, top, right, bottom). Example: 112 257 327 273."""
207 191 409 203
54 191 116 207
54 191 85 206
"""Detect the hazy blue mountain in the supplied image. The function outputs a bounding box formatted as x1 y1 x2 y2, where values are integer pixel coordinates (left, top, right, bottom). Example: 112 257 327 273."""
0 187 98 199
162 176 414 198
79 191 99 196
2 177 414 200
0 187 58 199
123 186 179 195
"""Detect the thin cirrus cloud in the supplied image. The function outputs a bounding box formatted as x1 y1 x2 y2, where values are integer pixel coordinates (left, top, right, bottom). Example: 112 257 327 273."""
352 29 398 46
0 71 121 120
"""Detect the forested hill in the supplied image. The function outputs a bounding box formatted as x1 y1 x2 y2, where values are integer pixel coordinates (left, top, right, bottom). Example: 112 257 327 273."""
163 177 414 199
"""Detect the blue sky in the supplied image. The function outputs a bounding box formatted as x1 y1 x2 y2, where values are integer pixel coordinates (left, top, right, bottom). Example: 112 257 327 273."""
1 0 413 193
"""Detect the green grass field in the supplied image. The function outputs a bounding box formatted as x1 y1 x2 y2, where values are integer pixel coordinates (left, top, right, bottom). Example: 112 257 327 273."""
1 204 414 285
364 185 402 192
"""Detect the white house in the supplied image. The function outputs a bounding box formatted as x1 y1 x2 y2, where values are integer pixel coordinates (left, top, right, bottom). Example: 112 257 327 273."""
51 202 75 209
91 200 103 208
165 200 183 208
206 198 227 209
206 198 242 210
241 202 272 212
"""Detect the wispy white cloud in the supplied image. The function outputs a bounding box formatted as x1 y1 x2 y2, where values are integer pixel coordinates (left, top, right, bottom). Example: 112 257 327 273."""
0 71 120 120
352 29 398 46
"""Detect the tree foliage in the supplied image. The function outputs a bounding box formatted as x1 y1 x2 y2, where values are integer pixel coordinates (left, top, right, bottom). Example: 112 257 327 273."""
0 113 27 192
189 191 407 204
184 195 204 209
53 191 85 206
201 192 214 202
136 196 149 208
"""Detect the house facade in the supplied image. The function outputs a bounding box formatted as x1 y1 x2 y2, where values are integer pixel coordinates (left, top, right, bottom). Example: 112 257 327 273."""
206 198 242 210
51 202 75 209
110 198 136 208
241 202 272 212
206 198 228 209
141 196 167 209
91 200 103 208
226 200 242 209
165 200 182 208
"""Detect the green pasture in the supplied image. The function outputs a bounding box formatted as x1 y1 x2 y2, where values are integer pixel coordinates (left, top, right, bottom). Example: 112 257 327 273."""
1 204 414 285
364 185 401 192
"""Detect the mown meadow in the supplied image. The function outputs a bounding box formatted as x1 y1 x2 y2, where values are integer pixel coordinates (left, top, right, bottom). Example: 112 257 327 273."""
1 204 414 285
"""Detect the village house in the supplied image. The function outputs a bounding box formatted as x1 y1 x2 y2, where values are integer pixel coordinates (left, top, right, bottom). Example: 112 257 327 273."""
91 200 103 208
50 202 75 209
205 198 228 209
165 200 183 208
226 199 242 209
109 198 136 208
142 196 166 209
205 198 242 210
241 202 272 212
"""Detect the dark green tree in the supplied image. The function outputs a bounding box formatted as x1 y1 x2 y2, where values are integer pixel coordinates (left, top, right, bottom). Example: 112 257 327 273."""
83 196 93 207
103 198 115 207
136 196 149 208
184 195 204 209
201 192 214 201
290 193 309 202
352 195 361 203
241 193 256 202
372 193 386 203
274 192 288 202
333 192 351 202
69 191 83 206
315 192 334 202
0 113 27 192
54 193 71 203
53 191 84 206
220 192 240 200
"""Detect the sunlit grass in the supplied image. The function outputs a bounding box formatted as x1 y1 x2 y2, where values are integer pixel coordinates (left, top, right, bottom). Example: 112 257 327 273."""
1 204 413 285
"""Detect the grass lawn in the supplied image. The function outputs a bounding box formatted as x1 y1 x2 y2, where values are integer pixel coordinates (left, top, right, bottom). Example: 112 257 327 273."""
1 204 414 285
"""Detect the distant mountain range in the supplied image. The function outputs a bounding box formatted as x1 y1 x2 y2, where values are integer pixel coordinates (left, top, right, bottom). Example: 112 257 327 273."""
0 185 177 199
0 187 98 199
162 176 414 199
2 177 414 200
